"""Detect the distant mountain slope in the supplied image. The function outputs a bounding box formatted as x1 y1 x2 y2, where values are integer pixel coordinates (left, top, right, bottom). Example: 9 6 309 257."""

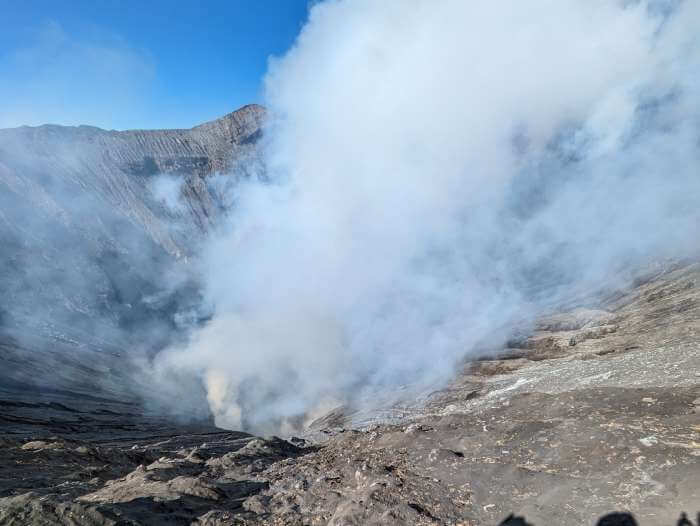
0 105 265 408
0 104 264 255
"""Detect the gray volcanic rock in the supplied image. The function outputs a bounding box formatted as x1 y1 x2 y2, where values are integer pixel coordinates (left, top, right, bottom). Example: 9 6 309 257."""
0 259 698 525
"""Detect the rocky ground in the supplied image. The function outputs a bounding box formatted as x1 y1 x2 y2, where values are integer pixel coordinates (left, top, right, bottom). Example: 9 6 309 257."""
1 259 698 525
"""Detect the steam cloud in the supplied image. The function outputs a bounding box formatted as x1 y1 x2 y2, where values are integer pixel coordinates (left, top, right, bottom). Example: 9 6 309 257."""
156 0 700 432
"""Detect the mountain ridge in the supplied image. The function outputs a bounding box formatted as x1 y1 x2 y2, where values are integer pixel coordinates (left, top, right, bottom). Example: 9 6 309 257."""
0 104 266 424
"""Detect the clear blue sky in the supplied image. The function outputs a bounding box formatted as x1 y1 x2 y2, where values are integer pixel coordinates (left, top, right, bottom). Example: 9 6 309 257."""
0 0 310 130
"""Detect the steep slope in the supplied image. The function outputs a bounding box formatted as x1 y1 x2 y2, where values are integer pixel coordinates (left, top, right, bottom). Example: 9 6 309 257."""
0 103 264 256
0 105 265 432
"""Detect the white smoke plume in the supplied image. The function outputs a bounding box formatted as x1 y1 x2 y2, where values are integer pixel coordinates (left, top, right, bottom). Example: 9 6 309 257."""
156 0 700 432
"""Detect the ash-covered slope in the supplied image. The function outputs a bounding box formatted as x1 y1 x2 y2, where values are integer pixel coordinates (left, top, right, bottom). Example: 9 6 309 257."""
0 105 264 431
0 260 697 525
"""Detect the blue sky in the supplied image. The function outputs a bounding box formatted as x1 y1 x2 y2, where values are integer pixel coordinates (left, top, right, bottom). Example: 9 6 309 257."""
0 0 310 129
